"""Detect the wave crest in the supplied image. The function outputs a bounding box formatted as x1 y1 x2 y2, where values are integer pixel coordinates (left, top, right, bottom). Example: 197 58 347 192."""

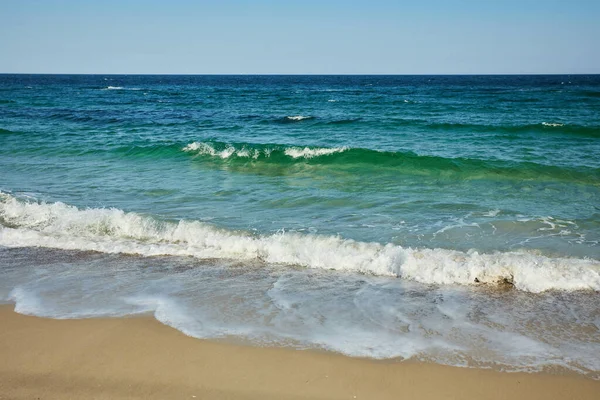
178 141 599 184
183 142 348 160
284 115 314 121
1 193 598 293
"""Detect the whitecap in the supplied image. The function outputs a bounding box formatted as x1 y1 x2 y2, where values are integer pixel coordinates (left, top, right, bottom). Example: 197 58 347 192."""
1 193 598 293
183 142 348 160
286 115 313 121
183 142 262 159
283 146 348 159
483 209 501 217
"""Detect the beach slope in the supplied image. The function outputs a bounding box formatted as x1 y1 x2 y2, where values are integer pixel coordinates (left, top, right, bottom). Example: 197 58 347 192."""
0 305 597 400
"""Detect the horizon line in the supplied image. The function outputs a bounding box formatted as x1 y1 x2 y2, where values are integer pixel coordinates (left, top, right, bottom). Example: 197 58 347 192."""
1 72 599 76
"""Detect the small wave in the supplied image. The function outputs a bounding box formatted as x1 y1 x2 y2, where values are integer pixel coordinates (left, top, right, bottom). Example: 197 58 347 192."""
179 141 599 184
1 193 599 293
183 142 347 160
183 142 262 159
398 121 600 138
283 115 315 122
102 86 142 91
245 114 361 125
283 146 347 159
482 209 501 217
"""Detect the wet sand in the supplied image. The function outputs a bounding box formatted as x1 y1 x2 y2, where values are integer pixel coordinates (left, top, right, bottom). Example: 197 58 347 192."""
0 305 597 400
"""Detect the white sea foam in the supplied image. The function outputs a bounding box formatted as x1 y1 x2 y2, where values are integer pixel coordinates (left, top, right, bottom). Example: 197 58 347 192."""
286 115 312 121
183 142 348 160
483 209 501 217
9 287 44 316
183 142 262 159
1 193 599 293
104 86 142 91
182 142 252 159
283 146 348 159
4 249 599 377
542 122 564 127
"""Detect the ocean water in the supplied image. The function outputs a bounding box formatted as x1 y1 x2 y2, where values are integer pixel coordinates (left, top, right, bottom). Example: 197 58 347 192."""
1 74 599 376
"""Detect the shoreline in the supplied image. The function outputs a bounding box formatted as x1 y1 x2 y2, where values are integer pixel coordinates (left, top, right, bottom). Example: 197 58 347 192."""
1 305 598 399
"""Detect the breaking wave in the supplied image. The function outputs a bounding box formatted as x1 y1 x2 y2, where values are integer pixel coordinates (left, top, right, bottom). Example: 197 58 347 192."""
272 115 316 123
180 141 599 184
183 141 348 159
102 86 142 91
1 193 598 293
285 115 313 121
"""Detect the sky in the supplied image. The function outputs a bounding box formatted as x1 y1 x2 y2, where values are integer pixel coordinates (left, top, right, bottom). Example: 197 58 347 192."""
0 0 599 74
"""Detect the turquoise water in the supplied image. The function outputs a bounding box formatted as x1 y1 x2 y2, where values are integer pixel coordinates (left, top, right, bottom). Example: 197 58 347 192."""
1 75 599 376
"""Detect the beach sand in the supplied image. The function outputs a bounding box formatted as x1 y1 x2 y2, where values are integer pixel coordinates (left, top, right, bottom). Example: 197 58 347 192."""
0 305 597 400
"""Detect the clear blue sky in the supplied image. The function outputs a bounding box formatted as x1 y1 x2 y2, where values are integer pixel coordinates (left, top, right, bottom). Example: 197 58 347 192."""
1 0 598 74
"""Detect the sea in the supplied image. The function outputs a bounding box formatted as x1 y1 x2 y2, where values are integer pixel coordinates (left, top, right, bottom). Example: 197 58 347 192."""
1 74 599 377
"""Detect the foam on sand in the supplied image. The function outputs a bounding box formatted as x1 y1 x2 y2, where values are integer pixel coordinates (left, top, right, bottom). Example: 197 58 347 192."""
2 306 599 398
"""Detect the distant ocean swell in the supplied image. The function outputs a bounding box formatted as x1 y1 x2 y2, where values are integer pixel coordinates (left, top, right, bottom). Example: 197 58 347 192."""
410 121 600 137
1 193 598 293
7 103 600 136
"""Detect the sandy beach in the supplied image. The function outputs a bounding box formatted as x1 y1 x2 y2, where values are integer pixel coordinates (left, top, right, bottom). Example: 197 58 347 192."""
0 305 597 400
